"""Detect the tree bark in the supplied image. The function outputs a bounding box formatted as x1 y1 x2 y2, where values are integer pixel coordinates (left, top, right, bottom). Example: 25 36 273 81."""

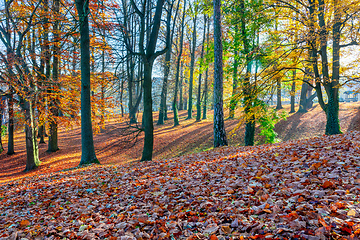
158 2 175 125
229 49 238 119
202 16 210 120
239 0 255 146
0 106 4 153
290 70 296 113
76 0 100 165
196 15 207 122
187 15 197 120
173 0 186 127
179 62 184 110
141 62 154 160
326 0 341 135
213 0 228 148
138 0 166 161
276 79 283 110
23 100 40 171
48 0 60 152
7 95 14 155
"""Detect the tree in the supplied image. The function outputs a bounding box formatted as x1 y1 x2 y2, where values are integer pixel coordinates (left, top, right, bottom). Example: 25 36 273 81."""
196 15 207 122
75 0 100 165
276 0 360 135
0 0 42 171
187 6 197 120
157 0 179 125
126 0 167 161
48 0 60 152
213 0 227 147
173 0 187 127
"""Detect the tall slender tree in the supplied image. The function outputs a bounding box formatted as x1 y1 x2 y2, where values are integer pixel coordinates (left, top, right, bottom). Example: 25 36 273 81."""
76 0 100 165
213 0 227 147
173 0 187 127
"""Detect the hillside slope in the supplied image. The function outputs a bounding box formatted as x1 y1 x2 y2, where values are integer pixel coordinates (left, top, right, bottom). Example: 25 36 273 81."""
0 131 360 239
0 102 359 183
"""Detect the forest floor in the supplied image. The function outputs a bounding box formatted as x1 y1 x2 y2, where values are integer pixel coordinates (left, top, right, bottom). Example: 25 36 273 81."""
0 102 359 184
0 103 360 239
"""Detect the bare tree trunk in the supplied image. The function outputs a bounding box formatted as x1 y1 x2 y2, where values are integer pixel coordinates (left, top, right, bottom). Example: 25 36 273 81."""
173 0 186 126
290 70 296 113
48 0 60 152
137 0 166 161
196 15 207 122
0 106 4 153
7 95 14 155
276 79 283 110
76 0 99 165
22 100 40 171
179 62 184 110
213 0 227 147
187 14 197 120
158 1 176 125
202 16 210 120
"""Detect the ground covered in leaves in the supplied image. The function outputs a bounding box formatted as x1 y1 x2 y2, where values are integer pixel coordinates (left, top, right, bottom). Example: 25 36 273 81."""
1 131 360 239
1 102 360 185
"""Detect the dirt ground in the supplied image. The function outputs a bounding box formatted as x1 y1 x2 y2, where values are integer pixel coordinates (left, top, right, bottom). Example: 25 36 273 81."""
0 102 359 184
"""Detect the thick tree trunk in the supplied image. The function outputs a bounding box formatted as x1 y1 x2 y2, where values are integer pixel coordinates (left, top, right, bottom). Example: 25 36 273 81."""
141 62 154 161
23 100 40 171
243 64 254 146
239 0 255 146
38 125 46 144
48 0 60 152
7 96 14 155
326 0 341 135
76 0 99 165
213 0 228 147
187 15 197 120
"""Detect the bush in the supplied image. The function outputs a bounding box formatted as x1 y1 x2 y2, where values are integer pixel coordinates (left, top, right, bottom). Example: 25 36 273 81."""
256 100 287 144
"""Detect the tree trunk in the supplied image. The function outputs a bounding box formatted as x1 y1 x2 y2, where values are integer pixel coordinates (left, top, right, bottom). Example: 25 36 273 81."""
229 49 238 119
7 96 14 155
138 0 166 161
239 0 255 146
0 107 3 153
158 3 175 125
290 70 296 113
23 100 40 171
196 15 207 122
76 0 99 165
141 62 154 161
48 0 60 152
179 62 184 111
187 15 197 120
213 0 228 148
173 0 186 127
276 79 283 110
325 0 341 135
203 16 210 120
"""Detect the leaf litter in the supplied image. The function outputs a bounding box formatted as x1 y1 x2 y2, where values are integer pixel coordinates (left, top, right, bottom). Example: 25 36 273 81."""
1 131 360 239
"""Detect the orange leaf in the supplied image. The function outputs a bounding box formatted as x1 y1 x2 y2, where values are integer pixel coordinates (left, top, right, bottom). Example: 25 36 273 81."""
20 220 30 228
322 180 334 189
210 235 218 240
